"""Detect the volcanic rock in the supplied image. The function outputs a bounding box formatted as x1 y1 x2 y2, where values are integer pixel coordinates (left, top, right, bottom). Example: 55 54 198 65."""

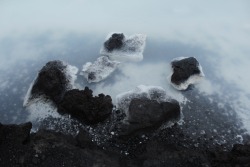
116 85 168 114
117 97 180 136
100 33 146 62
0 122 32 145
24 60 78 105
58 87 113 124
170 57 204 90
104 33 125 52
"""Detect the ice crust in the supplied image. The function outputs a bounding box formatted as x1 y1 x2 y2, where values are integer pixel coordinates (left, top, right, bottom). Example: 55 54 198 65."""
116 85 170 114
100 33 146 62
80 56 120 83
170 57 205 90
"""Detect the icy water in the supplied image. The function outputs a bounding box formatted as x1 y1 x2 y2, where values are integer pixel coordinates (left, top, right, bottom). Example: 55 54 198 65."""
0 0 250 152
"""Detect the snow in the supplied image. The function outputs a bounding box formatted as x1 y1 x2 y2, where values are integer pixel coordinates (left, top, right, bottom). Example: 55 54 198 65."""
100 33 146 62
80 56 120 83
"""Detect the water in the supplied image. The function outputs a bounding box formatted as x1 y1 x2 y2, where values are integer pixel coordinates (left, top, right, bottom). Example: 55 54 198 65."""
0 0 250 150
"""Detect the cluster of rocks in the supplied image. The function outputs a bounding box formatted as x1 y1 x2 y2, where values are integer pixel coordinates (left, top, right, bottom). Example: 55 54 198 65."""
25 60 113 125
1 122 250 166
81 33 147 83
15 32 247 166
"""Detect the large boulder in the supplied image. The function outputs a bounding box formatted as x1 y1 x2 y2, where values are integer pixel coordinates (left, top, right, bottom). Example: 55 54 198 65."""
24 60 78 106
104 33 125 52
170 57 204 90
116 97 181 136
58 87 113 124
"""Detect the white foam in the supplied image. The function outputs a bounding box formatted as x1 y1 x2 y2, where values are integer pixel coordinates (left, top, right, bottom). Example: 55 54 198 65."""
80 56 120 83
116 85 173 114
65 63 79 89
100 33 146 62
169 57 205 90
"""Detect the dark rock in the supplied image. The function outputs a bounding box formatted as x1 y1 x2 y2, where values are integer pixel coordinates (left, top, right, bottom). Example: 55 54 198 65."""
58 87 113 124
104 33 125 52
117 98 180 136
1 122 250 166
29 60 70 105
0 122 32 145
76 128 95 148
171 57 201 86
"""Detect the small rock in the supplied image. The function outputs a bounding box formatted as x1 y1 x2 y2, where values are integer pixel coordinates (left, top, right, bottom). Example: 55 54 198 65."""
170 57 204 90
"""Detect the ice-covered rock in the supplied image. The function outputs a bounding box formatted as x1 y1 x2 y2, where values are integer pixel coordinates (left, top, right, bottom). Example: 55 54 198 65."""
58 87 113 125
116 85 168 114
80 56 120 83
23 60 78 106
170 57 204 90
104 33 125 52
100 33 146 62
116 97 180 136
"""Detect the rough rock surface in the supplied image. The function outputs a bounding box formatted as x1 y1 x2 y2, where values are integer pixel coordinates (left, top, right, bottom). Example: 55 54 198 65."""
58 87 113 124
26 61 72 105
104 33 125 52
1 122 250 167
171 57 203 90
116 98 180 136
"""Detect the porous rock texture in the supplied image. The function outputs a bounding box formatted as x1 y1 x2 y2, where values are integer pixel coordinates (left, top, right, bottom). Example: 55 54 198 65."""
58 87 113 125
1 122 250 167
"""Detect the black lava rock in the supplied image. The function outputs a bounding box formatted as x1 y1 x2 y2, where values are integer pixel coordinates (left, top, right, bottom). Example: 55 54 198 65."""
104 33 125 52
58 87 113 124
171 57 201 86
29 60 70 105
1 122 250 166
0 122 32 145
117 98 181 136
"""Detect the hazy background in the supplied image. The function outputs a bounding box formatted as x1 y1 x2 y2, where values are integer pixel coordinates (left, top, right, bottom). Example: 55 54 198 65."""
0 0 250 135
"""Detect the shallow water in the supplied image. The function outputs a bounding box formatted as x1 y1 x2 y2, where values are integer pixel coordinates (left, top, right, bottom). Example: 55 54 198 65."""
0 0 250 151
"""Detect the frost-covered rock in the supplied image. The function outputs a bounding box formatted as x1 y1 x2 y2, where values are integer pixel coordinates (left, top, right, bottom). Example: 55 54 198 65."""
100 33 146 62
23 60 78 106
80 56 120 83
116 85 168 114
170 57 204 90
104 33 125 52
117 98 180 135
58 87 113 125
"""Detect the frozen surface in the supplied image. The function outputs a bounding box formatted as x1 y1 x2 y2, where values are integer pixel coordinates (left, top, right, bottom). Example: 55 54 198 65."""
100 33 146 62
170 57 205 90
80 56 120 83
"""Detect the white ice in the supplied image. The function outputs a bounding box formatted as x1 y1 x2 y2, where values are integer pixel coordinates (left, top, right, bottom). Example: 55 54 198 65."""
100 33 146 62
169 57 205 91
80 56 120 83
